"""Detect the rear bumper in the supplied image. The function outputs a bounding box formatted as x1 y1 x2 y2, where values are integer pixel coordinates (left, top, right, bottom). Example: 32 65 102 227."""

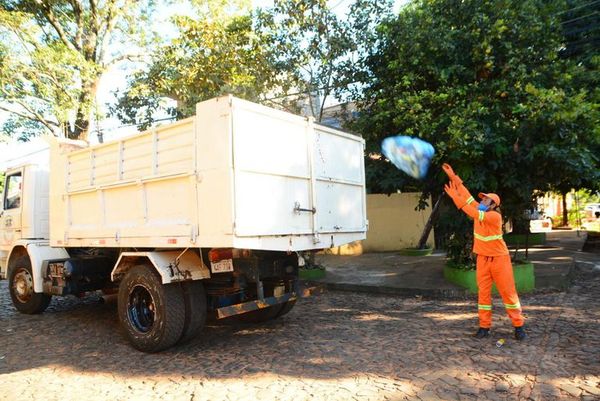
216 293 297 319
214 281 325 319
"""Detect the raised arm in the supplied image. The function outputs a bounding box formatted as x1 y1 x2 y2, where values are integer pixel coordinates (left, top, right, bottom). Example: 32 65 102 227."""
442 163 479 207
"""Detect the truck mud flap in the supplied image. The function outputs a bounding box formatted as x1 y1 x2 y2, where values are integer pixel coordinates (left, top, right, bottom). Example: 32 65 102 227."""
216 293 297 319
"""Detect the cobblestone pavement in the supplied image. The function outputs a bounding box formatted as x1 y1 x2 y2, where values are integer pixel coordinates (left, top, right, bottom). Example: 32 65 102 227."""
1 271 599 401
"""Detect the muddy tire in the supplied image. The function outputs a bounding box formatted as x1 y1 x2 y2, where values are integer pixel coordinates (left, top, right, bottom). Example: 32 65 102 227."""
8 256 51 314
178 280 207 344
118 265 185 352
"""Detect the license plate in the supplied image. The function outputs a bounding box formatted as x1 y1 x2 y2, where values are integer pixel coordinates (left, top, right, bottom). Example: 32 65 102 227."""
210 259 234 273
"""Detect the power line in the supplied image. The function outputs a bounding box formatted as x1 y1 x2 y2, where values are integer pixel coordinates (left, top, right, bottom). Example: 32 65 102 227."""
557 0 600 15
561 11 599 26
330 0 347 11
89 115 176 134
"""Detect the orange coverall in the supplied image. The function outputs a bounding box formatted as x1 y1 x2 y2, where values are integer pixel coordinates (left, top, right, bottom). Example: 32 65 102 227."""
445 178 525 329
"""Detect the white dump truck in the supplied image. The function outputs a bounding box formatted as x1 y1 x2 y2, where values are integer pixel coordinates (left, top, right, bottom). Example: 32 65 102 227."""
0 95 367 352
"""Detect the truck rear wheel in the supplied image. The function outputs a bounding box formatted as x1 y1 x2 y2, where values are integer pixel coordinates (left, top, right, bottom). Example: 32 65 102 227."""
8 256 52 314
178 280 207 344
118 265 185 352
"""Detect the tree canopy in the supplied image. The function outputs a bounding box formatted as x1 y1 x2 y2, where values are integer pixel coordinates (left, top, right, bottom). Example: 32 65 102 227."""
113 0 393 127
352 0 599 231
255 0 393 120
0 0 158 141
111 0 277 129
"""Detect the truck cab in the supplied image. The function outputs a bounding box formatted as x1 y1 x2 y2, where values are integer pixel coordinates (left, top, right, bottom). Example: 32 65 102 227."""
0 144 51 279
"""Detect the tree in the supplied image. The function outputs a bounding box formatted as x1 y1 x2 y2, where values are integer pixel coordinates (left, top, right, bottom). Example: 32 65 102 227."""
546 0 600 226
352 0 599 237
113 0 393 128
112 0 278 129
256 0 393 120
0 0 158 141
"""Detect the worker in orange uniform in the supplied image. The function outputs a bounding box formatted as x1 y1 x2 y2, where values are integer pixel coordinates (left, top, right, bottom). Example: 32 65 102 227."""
442 163 527 340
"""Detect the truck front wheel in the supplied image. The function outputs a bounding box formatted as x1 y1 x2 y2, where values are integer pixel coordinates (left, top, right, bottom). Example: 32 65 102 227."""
8 256 51 314
118 265 186 352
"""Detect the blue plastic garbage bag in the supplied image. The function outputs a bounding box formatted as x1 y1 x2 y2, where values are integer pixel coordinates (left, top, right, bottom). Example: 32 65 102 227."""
381 135 435 179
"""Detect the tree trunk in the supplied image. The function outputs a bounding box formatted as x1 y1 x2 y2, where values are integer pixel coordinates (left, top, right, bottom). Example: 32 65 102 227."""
417 193 443 249
562 192 568 227
69 77 100 141
71 111 90 141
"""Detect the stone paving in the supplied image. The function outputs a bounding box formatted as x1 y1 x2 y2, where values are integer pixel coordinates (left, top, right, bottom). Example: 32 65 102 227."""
0 269 599 401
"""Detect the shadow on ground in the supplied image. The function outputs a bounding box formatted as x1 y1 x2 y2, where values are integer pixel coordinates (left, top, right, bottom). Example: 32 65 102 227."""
1 272 598 397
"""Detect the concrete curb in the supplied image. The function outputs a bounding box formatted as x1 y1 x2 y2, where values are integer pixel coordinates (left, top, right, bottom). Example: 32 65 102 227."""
310 230 593 299
574 259 600 275
303 280 471 299
305 257 582 299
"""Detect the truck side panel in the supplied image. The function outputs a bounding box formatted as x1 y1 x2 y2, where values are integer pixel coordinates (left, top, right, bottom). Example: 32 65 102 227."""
50 118 199 247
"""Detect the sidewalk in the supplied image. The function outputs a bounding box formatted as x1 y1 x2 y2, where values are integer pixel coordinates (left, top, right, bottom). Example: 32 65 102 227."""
314 230 600 298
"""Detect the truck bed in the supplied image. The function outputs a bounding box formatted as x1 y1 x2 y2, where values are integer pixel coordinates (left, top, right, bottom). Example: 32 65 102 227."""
49 95 367 251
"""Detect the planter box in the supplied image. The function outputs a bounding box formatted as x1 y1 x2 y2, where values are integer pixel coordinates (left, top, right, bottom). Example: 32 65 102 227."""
503 233 546 246
299 267 326 280
444 262 535 294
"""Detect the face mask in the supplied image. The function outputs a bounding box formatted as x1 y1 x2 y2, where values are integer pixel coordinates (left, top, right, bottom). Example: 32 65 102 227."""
478 203 489 212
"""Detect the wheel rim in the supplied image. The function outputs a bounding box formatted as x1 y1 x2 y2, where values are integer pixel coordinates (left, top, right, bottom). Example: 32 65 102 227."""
127 285 156 333
13 268 34 304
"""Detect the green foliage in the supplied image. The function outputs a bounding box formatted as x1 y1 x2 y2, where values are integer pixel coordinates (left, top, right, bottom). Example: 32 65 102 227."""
113 0 393 128
1 113 46 141
352 0 599 251
568 189 600 227
437 202 475 269
255 0 393 119
112 4 274 129
0 0 158 141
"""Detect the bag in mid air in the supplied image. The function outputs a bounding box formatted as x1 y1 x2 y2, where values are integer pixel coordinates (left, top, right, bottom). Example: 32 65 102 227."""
381 135 435 179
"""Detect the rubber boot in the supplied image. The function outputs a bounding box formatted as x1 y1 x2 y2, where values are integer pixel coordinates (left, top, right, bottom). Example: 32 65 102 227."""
514 326 527 341
473 328 490 339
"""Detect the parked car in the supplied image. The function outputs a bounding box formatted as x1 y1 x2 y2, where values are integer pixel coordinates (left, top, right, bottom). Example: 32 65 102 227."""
581 203 600 231
527 209 553 233
584 203 600 219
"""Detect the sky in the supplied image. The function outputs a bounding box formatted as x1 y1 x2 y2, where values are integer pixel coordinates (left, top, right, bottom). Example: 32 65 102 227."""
1 0 411 156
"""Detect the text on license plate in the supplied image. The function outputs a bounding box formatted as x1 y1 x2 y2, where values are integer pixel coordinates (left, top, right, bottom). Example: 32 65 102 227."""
210 259 234 273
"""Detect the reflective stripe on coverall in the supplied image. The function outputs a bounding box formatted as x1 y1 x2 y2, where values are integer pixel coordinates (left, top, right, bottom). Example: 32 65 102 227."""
449 185 525 328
